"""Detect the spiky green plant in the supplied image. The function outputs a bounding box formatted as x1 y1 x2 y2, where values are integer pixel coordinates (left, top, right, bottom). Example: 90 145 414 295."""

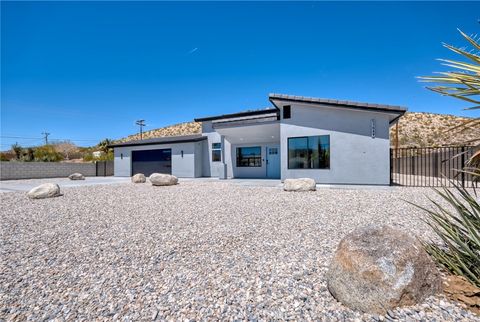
419 29 480 110
411 184 480 287
416 28 480 287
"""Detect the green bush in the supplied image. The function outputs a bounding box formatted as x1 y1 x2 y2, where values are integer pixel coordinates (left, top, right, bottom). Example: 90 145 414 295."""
33 145 64 162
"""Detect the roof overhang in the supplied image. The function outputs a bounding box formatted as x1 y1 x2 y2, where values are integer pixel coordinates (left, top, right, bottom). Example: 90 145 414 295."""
194 108 279 122
269 93 407 125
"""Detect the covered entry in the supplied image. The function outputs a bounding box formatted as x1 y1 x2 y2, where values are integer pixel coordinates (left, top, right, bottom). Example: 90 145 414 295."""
131 149 172 176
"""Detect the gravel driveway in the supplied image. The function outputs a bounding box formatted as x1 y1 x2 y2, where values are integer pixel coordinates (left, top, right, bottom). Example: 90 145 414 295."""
0 181 478 321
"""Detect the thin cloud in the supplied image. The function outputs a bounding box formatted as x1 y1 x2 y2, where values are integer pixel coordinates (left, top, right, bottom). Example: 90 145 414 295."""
187 47 198 55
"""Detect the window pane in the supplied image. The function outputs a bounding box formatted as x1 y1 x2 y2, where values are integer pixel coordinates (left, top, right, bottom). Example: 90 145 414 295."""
309 136 330 169
288 137 308 169
212 150 221 162
288 136 330 169
236 147 261 167
212 143 221 150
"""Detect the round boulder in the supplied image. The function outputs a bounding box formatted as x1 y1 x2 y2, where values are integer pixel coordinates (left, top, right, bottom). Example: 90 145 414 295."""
27 183 61 199
149 173 178 186
327 225 441 314
283 178 316 191
131 173 146 183
68 173 85 180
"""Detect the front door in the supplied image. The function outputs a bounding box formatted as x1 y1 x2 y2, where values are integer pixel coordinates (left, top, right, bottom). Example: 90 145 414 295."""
266 145 280 179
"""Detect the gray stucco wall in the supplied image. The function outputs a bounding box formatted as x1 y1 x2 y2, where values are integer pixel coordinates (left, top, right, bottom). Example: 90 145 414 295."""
113 141 203 178
0 161 96 180
279 103 391 185
201 122 229 178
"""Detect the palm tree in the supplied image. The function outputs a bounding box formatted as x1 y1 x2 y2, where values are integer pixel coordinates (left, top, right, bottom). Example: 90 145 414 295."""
98 139 112 154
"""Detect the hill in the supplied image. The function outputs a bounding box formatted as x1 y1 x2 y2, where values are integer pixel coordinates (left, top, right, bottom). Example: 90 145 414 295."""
116 112 479 148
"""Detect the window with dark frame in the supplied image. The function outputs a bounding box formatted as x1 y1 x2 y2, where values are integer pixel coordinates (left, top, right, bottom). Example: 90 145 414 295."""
236 146 261 167
288 135 330 169
212 143 221 162
283 105 291 119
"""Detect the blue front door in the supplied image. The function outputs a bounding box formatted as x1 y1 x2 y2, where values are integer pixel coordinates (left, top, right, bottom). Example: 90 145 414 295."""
266 145 280 179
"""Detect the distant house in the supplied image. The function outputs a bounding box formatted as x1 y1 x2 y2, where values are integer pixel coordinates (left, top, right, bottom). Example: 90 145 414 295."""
109 93 406 185
92 151 102 158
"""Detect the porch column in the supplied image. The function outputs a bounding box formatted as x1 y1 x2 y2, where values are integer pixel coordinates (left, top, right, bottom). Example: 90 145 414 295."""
220 135 227 179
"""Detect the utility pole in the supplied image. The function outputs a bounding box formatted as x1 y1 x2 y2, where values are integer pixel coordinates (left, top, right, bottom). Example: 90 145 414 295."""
135 120 145 140
41 132 50 145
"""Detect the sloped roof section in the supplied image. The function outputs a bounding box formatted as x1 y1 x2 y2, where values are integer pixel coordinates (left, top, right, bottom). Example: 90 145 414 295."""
269 93 407 113
109 134 206 148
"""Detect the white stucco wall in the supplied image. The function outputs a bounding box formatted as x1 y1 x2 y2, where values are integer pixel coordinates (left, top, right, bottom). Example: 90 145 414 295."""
113 141 203 178
279 103 391 185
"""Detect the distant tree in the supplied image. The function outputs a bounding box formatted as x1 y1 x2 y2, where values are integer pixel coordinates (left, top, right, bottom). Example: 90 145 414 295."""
98 139 113 154
11 143 22 160
53 141 78 160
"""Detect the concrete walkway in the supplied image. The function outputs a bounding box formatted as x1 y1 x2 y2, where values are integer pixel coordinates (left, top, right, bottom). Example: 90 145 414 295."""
0 177 131 193
1 176 395 193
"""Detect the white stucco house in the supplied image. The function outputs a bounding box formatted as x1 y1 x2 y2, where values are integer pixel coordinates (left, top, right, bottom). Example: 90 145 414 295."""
110 93 407 185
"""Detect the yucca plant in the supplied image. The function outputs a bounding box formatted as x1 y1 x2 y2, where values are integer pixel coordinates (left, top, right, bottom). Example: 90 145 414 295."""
416 28 480 287
410 184 480 287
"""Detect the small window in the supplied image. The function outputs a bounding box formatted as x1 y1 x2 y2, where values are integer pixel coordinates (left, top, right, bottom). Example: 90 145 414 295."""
283 105 291 119
237 146 261 167
288 135 330 169
212 143 221 162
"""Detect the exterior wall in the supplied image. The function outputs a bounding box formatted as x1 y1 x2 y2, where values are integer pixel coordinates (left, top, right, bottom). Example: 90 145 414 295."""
201 121 229 178
113 141 202 178
0 161 97 180
279 103 391 185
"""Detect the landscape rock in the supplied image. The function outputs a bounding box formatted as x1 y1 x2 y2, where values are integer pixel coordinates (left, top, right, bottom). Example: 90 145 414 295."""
327 225 442 314
443 275 480 315
283 178 316 191
131 173 146 183
149 173 178 186
68 173 85 180
27 183 61 199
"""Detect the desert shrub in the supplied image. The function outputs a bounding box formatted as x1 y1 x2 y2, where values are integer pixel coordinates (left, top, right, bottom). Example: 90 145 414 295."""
412 183 480 287
33 145 64 162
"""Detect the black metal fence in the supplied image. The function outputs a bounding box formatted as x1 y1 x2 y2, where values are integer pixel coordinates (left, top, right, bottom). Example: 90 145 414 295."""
95 160 114 176
390 146 477 187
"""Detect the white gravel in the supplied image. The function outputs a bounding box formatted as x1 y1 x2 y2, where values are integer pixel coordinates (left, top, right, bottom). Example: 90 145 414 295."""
0 181 478 321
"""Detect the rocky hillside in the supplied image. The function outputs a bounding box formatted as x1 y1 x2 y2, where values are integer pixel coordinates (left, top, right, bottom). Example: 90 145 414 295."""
392 112 479 147
117 122 202 143
116 112 479 148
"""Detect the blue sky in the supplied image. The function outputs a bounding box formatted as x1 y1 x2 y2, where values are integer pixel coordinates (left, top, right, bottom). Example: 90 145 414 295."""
1 1 479 148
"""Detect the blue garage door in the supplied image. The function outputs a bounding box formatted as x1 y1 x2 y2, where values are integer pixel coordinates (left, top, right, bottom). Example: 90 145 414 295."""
132 149 172 176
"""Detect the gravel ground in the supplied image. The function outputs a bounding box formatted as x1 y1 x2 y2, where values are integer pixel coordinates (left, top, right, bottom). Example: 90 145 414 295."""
0 181 478 321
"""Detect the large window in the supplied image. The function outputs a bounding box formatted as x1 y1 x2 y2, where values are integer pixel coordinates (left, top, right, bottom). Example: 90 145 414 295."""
212 143 221 162
288 135 330 169
236 146 261 167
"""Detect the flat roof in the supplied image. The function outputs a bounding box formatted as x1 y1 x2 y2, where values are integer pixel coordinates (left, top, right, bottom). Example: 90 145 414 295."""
269 93 408 113
109 134 206 148
194 108 278 122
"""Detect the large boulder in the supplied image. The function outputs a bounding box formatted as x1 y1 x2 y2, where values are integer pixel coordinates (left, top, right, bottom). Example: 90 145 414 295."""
149 173 178 186
27 183 61 199
327 225 441 314
283 178 316 191
68 173 85 180
132 173 146 183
